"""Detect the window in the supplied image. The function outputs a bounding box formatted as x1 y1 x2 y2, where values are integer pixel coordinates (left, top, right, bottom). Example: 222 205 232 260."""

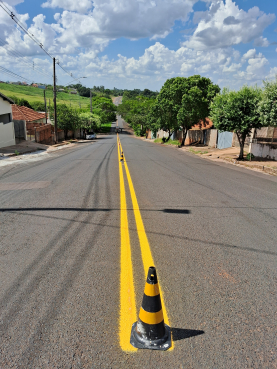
0 113 12 124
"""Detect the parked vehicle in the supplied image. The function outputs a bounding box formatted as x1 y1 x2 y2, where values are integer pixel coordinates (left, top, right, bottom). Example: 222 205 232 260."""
85 132 96 140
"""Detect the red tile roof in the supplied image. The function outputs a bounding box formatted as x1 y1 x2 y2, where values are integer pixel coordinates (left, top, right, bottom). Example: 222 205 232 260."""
190 117 213 130
12 105 46 123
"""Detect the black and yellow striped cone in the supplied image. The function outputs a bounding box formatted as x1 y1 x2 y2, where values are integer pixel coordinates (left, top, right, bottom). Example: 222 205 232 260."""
120 152 124 161
130 266 171 350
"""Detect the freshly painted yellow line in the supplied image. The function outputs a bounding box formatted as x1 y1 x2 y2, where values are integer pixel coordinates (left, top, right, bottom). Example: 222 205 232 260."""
122 143 174 350
118 135 137 352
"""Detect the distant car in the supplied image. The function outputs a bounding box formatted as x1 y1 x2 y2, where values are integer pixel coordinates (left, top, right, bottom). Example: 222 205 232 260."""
85 132 96 140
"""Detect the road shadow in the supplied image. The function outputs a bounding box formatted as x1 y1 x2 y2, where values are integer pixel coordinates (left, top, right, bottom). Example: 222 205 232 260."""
0 207 111 212
163 209 190 214
171 328 204 341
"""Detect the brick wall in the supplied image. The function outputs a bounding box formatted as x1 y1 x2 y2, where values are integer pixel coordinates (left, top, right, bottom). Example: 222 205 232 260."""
35 124 52 144
26 119 45 135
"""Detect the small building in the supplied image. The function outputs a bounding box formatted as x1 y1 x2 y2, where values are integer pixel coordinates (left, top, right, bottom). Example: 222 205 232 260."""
69 89 78 94
0 92 15 148
31 83 38 88
12 105 47 134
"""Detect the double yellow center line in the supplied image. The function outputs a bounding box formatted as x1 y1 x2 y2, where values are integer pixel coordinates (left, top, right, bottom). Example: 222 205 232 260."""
117 135 173 352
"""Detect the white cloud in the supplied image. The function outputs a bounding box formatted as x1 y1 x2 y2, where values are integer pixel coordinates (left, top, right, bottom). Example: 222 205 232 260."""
3 0 24 5
254 36 269 47
184 0 275 50
51 0 197 43
266 67 277 80
42 0 94 14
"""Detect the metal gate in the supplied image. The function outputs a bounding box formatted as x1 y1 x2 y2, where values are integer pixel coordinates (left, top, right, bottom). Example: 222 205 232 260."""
217 131 233 149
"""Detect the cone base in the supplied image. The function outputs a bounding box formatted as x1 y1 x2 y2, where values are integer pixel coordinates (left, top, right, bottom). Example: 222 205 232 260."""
130 322 171 351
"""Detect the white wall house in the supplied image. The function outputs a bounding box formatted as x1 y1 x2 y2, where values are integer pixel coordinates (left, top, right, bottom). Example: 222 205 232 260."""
0 92 15 148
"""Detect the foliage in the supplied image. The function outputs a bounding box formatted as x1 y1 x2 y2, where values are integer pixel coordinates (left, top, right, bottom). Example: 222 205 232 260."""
149 75 220 144
89 96 117 124
117 96 156 136
9 95 33 108
259 77 277 127
31 101 46 111
0 83 89 109
154 138 179 146
50 104 80 138
79 112 101 131
246 153 255 161
210 86 262 159
122 89 158 101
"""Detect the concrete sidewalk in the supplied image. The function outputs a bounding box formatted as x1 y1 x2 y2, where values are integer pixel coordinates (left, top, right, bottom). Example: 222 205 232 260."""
181 145 277 176
0 140 75 157
144 137 277 176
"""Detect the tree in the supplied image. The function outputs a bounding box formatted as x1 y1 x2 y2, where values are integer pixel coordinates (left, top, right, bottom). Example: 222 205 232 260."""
79 112 101 134
90 96 117 124
149 76 220 144
259 77 277 127
177 86 209 145
50 104 80 139
210 86 262 160
117 96 155 136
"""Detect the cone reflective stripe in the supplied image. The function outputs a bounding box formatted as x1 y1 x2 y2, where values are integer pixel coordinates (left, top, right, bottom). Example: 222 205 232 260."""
130 266 171 350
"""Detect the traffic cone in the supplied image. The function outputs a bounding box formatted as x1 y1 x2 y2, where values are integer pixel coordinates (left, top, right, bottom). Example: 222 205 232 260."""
130 266 171 350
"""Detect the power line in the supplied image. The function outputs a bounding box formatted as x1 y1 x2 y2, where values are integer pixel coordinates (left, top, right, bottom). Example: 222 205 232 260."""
0 65 33 83
0 0 75 80
0 37 53 81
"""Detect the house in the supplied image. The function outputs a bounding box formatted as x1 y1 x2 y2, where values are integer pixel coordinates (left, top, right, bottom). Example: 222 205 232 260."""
0 92 15 148
12 105 47 135
31 83 38 88
184 118 218 147
69 89 78 94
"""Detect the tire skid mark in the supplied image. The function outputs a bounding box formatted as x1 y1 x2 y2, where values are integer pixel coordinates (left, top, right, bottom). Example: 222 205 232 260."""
0 144 115 330
17 143 116 367
0 143 105 205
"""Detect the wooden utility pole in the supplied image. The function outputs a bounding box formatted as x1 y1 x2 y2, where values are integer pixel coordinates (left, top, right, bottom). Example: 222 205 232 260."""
53 57 58 143
43 89 47 123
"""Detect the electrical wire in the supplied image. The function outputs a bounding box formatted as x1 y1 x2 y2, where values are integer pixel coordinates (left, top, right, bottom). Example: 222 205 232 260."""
0 37 53 81
0 65 33 83
0 0 76 81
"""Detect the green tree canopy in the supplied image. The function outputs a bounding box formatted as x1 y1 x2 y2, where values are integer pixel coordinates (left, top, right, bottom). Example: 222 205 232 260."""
210 86 263 160
259 77 277 127
79 112 101 131
90 96 117 124
148 75 220 144
117 96 155 136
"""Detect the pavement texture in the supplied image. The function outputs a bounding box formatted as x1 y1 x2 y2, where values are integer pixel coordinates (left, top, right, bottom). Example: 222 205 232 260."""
144 138 277 176
0 132 277 368
0 139 77 157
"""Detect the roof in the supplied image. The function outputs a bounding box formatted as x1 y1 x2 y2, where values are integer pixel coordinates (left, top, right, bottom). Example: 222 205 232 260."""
12 105 46 123
0 92 14 104
190 118 213 131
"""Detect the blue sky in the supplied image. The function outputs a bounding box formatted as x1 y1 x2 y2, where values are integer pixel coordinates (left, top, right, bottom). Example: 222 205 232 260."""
0 0 277 91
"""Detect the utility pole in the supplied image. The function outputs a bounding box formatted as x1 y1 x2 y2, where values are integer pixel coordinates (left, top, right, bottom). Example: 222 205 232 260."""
53 57 58 143
43 89 47 123
90 89 92 113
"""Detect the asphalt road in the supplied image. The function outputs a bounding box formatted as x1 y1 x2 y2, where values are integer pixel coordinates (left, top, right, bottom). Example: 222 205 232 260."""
0 133 277 368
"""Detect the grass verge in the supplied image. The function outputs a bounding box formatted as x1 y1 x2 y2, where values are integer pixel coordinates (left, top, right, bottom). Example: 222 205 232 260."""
0 83 90 109
100 122 112 133
154 138 180 146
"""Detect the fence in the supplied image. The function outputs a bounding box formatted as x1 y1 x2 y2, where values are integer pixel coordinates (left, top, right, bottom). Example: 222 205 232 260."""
35 124 52 144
